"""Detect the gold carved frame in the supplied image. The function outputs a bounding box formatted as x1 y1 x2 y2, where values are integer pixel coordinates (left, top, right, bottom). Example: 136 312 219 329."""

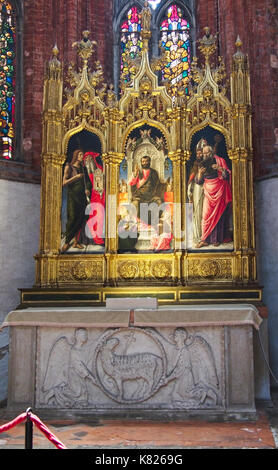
24 19 261 307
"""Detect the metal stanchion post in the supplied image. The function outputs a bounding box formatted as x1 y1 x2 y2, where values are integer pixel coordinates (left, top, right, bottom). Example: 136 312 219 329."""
25 407 33 449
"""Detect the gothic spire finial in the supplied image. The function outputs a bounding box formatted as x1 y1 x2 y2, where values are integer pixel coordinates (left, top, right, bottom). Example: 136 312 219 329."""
198 27 218 62
233 35 245 61
47 43 61 77
52 44 59 57
72 30 97 63
235 35 242 49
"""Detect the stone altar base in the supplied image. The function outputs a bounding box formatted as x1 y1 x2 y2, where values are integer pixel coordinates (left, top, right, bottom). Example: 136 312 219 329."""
2 304 264 419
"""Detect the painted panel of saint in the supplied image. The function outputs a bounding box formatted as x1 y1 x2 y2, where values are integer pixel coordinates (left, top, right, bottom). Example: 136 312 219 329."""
186 126 233 251
118 126 173 253
61 130 105 254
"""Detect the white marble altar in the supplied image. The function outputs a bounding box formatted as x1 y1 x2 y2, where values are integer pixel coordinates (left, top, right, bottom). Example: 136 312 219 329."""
2 303 263 418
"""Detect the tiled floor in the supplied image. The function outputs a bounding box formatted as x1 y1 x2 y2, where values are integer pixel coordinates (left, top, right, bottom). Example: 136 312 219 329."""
0 404 278 450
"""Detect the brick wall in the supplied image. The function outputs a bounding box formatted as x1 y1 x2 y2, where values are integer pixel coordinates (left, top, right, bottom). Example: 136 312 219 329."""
197 0 278 180
22 0 113 175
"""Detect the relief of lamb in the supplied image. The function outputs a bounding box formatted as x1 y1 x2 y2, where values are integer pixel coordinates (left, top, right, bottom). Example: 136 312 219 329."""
97 335 164 402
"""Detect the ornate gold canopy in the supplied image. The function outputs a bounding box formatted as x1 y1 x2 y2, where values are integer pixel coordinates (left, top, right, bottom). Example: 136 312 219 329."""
21 13 261 307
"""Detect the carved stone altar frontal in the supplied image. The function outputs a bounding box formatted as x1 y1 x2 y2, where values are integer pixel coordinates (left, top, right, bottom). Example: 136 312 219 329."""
4 304 261 416
35 325 224 411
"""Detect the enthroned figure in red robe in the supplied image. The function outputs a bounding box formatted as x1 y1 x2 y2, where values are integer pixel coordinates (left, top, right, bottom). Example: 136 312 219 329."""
128 155 164 222
195 145 232 248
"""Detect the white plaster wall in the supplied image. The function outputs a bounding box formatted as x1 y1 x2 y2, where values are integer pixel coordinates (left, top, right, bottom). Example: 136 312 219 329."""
0 180 40 402
256 178 278 390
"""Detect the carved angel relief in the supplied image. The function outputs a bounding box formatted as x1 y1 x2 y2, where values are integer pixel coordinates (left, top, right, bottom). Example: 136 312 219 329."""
168 328 221 406
42 328 94 408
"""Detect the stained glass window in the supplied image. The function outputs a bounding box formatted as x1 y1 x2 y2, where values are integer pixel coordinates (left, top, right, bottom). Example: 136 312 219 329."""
0 0 15 159
160 4 191 96
120 6 142 86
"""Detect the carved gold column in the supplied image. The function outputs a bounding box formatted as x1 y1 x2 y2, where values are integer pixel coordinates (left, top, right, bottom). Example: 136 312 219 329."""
103 91 123 284
168 150 181 284
170 151 181 250
181 147 190 284
106 153 123 253
105 149 124 285
35 47 64 287
230 37 256 282
179 88 188 242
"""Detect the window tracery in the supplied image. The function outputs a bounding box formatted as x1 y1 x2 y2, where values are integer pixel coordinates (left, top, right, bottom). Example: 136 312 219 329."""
120 6 143 86
160 4 191 95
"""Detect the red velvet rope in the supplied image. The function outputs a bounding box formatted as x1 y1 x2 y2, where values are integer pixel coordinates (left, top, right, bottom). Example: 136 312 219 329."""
0 411 67 449
29 412 67 449
0 412 27 433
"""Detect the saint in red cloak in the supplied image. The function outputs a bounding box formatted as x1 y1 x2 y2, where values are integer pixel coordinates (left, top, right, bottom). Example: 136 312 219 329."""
199 155 232 245
83 152 105 245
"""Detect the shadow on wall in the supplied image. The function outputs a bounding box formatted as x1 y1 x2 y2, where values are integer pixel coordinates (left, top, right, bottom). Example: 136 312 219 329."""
0 179 41 401
255 177 278 388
